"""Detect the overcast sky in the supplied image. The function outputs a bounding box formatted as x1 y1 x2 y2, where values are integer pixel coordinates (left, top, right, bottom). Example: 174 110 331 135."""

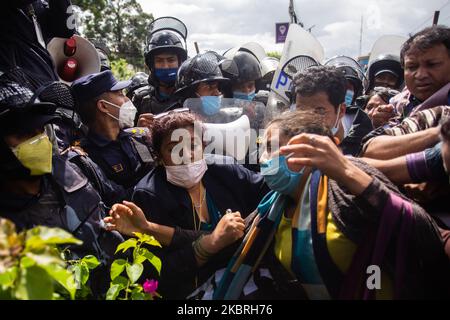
137 0 450 60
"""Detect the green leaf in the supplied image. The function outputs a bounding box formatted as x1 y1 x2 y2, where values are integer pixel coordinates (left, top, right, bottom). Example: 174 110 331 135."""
25 252 65 268
111 275 128 290
71 263 90 290
41 264 77 300
131 283 143 292
0 287 13 300
134 254 145 264
131 290 145 300
75 285 92 299
81 255 100 270
20 256 35 268
138 247 162 275
115 238 137 254
133 233 161 248
0 266 18 287
110 259 127 280
143 294 154 301
126 262 143 284
15 266 53 300
72 265 81 287
25 227 82 251
81 263 90 285
106 284 122 300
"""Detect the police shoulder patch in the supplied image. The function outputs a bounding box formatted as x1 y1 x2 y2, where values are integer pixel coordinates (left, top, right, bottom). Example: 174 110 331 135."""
112 163 124 173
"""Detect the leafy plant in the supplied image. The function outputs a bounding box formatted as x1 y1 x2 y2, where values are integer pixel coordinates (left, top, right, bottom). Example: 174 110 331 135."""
72 0 153 70
267 51 282 60
66 254 100 299
0 218 82 300
110 58 136 81
106 232 162 300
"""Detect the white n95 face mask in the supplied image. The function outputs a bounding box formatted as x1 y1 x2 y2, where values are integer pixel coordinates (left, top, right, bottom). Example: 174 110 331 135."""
102 100 137 129
165 159 207 189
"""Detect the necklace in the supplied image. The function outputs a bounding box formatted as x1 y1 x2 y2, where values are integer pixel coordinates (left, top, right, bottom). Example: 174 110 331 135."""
193 189 206 209
190 184 206 289
190 184 205 231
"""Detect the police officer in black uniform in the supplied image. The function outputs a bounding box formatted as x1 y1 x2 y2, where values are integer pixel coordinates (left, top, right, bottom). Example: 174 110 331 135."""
0 79 124 296
127 71 149 100
175 52 231 103
226 51 263 102
72 70 154 189
133 17 188 117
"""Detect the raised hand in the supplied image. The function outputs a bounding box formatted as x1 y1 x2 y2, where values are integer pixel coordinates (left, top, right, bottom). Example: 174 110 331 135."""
103 201 149 237
204 211 245 253
137 113 154 128
279 133 372 196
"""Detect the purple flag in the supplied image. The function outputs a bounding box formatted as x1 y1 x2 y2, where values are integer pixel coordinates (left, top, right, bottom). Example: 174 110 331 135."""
276 23 290 43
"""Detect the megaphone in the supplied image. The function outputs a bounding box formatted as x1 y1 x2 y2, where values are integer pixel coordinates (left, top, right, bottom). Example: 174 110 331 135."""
203 115 251 162
47 35 101 84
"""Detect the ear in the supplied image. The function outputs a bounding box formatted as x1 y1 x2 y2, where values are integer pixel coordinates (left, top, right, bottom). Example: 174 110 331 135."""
96 99 109 114
338 103 346 118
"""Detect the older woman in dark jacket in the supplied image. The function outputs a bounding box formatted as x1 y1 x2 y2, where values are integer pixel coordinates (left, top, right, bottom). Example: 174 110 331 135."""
105 110 269 299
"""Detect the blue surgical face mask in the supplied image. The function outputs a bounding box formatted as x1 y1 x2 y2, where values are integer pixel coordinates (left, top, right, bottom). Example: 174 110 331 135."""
233 90 256 101
260 155 305 195
345 90 354 106
200 95 222 116
159 90 170 100
154 68 178 85
331 107 341 136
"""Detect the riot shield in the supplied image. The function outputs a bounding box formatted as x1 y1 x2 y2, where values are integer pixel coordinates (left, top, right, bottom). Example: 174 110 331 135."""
368 35 407 66
147 16 188 40
324 55 366 82
145 16 188 51
266 54 320 120
224 42 267 63
268 24 324 118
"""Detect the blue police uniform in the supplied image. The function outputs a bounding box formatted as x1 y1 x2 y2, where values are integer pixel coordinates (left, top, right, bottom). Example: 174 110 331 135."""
81 130 153 188
65 147 131 205
0 153 125 297
72 70 154 188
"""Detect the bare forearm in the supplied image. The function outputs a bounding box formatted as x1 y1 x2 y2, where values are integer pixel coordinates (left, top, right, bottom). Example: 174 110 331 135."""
363 127 440 160
361 157 411 185
338 161 373 196
191 234 221 266
144 222 216 266
143 222 175 247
